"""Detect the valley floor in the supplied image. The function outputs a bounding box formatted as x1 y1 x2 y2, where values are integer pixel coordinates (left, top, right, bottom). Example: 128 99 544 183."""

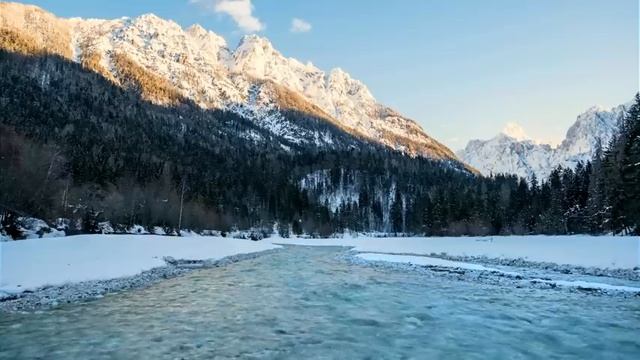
1 234 639 311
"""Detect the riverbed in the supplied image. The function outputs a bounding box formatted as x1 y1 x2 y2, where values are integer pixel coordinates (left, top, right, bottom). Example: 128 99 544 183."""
1 246 638 359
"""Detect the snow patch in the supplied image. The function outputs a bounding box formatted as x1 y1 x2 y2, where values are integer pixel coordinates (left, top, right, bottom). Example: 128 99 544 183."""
530 279 640 293
0 235 281 294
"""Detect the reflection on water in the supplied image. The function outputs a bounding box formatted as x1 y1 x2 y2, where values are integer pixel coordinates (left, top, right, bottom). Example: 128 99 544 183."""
1 246 639 359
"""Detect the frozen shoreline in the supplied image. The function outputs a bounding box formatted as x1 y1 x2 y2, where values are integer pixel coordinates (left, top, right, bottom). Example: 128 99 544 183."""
1 235 282 293
2 234 639 312
270 235 640 269
0 249 281 313
410 252 640 281
0 235 282 312
275 235 640 295
348 253 640 297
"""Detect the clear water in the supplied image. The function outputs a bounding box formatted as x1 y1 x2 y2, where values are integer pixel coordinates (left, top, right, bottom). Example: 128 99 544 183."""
1 246 639 359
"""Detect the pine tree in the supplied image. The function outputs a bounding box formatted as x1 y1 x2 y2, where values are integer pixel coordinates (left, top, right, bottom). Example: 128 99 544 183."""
546 167 566 233
390 188 403 233
586 140 606 233
421 197 434 235
620 93 640 233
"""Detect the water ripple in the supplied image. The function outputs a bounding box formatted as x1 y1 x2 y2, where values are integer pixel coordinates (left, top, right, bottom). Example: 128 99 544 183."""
0 246 639 359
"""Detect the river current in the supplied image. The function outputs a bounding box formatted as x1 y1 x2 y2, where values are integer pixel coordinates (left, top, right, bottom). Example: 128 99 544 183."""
1 246 639 359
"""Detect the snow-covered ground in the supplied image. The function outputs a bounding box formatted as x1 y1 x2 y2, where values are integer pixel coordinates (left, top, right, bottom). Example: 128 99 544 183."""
273 235 640 295
354 253 640 294
0 235 280 295
269 235 640 269
1 234 639 310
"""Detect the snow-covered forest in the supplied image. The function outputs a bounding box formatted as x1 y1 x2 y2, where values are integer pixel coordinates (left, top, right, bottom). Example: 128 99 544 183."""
0 3 639 239
0 47 639 238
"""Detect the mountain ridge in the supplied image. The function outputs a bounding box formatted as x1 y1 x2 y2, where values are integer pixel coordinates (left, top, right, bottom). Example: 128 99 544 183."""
458 102 631 180
0 2 460 162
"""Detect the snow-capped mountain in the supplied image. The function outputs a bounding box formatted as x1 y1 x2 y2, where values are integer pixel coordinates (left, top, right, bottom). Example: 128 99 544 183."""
458 103 630 180
0 2 458 161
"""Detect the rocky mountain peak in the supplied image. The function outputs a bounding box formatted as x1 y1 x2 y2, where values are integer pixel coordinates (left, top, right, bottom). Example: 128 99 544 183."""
459 102 630 180
0 2 462 162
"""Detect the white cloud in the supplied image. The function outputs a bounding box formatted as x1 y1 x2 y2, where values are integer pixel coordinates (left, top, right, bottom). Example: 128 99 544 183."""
190 0 264 32
501 122 559 145
502 122 530 141
290 18 312 33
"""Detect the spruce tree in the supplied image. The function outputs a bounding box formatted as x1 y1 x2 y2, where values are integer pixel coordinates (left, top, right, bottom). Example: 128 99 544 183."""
620 94 640 233
586 140 606 233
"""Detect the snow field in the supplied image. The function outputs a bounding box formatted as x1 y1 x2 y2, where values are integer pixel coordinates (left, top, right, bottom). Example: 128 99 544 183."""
0 235 280 294
2 234 638 298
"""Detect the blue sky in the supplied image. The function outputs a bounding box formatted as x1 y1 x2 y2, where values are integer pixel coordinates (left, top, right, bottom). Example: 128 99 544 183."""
20 0 639 149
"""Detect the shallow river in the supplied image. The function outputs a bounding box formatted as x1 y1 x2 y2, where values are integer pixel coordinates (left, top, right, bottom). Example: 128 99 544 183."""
1 246 639 359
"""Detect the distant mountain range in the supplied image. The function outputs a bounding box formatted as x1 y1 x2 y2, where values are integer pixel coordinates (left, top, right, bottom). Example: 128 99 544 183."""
1 2 637 237
0 2 458 162
3 2 626 183
458 102 630 180
0 2 482 235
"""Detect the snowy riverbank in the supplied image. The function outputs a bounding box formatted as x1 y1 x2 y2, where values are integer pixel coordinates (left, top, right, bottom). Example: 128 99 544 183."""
0 235 281 311
1 234 639 312
269 235 640 296
351 253 640 296
270 235 640 269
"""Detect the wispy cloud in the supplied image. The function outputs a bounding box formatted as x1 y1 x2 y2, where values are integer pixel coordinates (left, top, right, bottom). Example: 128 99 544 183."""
190 0 264 32
502 122 530 141
501 122 559 145
290 18 312 33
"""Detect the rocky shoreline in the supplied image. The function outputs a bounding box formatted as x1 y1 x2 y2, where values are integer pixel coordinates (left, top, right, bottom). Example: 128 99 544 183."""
435 253 640 282
0 249 280 313
344 252 640 297
3 246 637 313
344 250 640 282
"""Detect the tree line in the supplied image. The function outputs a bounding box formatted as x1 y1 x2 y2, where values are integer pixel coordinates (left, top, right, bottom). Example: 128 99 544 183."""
307 95 639 236
0 49 638 238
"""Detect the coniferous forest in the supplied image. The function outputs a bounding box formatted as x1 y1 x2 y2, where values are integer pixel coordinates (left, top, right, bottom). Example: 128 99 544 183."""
1 49 639 238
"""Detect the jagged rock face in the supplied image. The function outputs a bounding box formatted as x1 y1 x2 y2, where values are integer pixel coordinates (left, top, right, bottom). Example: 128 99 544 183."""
556 104 628 165
459 135 554 180
0 2 458 161
458 103 630 180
